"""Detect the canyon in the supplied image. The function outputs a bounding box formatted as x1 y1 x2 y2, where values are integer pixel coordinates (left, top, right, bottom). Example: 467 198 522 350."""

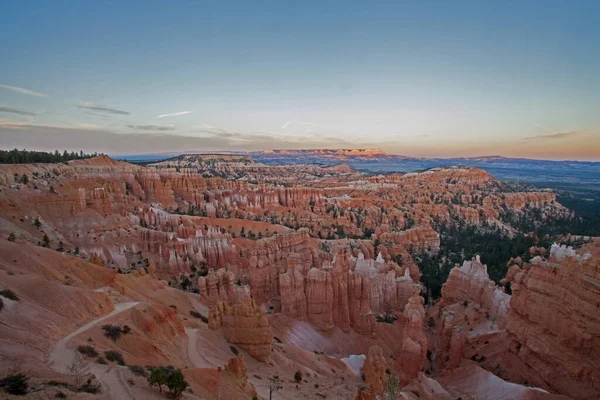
0 154 597 399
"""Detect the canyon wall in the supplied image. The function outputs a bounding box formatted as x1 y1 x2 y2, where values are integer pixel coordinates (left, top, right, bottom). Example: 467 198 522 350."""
503 244 600 399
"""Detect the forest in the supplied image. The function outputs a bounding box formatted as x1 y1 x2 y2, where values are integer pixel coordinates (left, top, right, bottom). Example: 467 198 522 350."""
416 188 600 303
0 149 101 164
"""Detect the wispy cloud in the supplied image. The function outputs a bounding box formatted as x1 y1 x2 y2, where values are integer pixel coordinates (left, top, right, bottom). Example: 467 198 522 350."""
281 120 316 129
127 124 176 131
524 130 593 141
0 83 47 97
157 111 192 118
76 102 130 115
0 105 39 116
0 120 103 130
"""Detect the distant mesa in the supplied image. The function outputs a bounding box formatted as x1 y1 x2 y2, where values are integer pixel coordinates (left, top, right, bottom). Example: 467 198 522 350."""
257 148 388 157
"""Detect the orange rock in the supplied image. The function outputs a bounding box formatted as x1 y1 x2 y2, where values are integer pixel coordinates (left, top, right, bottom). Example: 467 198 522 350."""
208 300 274 362
363 345 387 396
398 294 428 385
502 244 600 399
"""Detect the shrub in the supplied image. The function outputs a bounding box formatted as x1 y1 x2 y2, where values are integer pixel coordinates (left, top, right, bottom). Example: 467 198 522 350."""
55 392 67 398
96 356 107 365
79 378 100 394
128 365 146 377
147 368 168 393
375 313 397 324
0 289 19 301
189 310 209 322
77 345 98 358
166 370 188 398
122 325 131 334
101 324 122 341
314 383 319 389
0 298 3 312
0 372 29 395
7 233 16 242
46 381 68 387
294 371 303 383
230 346 239 356
104 350 125 366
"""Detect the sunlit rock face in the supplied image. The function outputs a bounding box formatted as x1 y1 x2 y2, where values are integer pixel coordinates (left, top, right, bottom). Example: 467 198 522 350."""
208 299 274 362
501 244 600 399
441 256 511 325
398 294 428 385
363 345 387 396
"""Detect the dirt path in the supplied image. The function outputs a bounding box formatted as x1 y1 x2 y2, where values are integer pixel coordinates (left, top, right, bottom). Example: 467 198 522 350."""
185 327 221 369
48 301 147 399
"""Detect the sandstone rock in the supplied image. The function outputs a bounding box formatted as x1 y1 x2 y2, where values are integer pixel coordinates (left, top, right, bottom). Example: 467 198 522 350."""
354 385 374 400
279 264 308 318
306 267 335 330
441 256 510 326
208 300 274 362
363 345 387 396
398 294 427 384
501 245 600 399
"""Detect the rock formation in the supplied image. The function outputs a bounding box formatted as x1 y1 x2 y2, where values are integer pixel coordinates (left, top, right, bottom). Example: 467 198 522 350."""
363 345 387 396
501 244 600 399
398 294 428 384
208 300 274 362
441 256 510 325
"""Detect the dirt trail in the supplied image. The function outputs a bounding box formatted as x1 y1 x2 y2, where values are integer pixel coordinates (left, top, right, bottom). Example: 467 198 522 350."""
48 301 151 399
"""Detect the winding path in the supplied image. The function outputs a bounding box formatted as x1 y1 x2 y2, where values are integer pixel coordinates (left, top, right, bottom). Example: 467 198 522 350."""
185 327 215 368
48 301 142 399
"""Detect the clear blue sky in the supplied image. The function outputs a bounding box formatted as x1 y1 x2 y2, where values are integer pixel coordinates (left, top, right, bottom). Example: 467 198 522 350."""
1 1 599 159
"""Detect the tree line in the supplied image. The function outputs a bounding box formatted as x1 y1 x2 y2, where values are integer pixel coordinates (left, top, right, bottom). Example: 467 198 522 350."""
0 149 102 164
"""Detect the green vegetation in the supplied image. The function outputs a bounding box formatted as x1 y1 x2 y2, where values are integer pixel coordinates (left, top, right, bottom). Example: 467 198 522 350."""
128 365 146 377
101 324 129 341
294 370 303 383
0 372 29 395
230 345 239 356
417 187 600 303
0 289 19 301
147 366 188 397
416 224 544 302
77 345 98 358
166 370 188 397
0 149 100 164
104 350 125 365
384 374 400 400
148 367 168 392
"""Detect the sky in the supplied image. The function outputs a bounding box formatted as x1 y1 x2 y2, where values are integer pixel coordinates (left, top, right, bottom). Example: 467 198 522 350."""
1 1 599 160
